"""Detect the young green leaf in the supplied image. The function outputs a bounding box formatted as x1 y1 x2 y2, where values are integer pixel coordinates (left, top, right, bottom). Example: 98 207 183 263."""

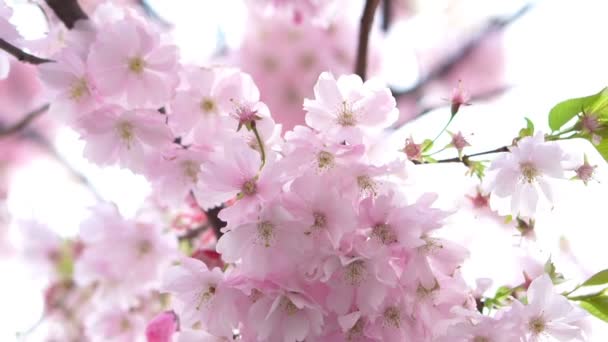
579 295 608 322
548 88 608 131
582 269 608 287
519 117 535 138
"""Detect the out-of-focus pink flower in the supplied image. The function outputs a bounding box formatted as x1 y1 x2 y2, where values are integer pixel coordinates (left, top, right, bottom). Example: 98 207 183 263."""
304 72 398 144
449 131 471 155
246 0 342 25
486 132 565 217
87 18 179 107
86 306 145 342
145 311 177 342
77 105 173 172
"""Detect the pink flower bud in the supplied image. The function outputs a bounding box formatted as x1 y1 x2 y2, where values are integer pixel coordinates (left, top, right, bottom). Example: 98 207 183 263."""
449 131 471 154
450 81 471 115
403 137 422 161
575 158 597 185
145 311 178 342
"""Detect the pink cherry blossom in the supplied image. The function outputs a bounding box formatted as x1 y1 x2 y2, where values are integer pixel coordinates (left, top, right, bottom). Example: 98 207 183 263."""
511 274 587 341
38 50 98 123
87 18 179 107
486 132 566 217
77 105 173 172
161 257 242 336
304 72 398 144
86 306 145 342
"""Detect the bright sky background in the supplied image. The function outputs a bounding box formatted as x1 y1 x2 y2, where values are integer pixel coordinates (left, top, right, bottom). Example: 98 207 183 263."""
2 0 608 340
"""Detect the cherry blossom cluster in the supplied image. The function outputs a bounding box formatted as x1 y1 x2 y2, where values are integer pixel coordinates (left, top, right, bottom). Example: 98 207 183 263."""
3 1 605 341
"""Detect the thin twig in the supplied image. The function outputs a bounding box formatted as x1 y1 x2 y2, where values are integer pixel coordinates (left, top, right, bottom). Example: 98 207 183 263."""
393 84 512 130
414 146 509 165
45 0 88 29
0 39 53 65
392 4 533 98
354 0 380 80
0 104 50 137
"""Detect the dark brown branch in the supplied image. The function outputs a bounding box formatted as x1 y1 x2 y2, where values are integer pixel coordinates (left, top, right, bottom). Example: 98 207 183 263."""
381 0 392 32
354 0 380 80
45 0 88 29
0 39 53 65
392 4 533 98
414 146 509 165
0 104 50 137
177 224 208 242
205 206 226 239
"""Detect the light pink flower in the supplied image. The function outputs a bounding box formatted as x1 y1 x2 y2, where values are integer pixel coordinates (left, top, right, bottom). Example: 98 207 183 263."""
86 306 145 342
511 274 587 341
38 50 98 123
246 289 325 342
216 204 307 277
77 105 173 171
161 257 242 336
87 18 179 107
486 132 566 217
304 72 398 143
283 171 357 249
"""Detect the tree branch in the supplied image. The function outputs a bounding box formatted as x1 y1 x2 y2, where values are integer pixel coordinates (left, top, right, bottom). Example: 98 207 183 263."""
414 146 509 165
0 104 50 137
354 0 380 80
381 0 392 32
0 39 53 65
45 0 88 29
392 4 533 98
205 206 226 239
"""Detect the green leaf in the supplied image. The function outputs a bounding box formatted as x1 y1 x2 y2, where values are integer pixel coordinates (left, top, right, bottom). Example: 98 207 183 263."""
579 295 608 322
421 139 434 153
594 138 608 162
519 117 535 138
548 88 608 131
582 269 608 287
544 257 565 284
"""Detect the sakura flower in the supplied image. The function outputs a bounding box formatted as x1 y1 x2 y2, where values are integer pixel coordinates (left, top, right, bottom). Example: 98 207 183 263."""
486 132 566 217
403 136 423 162
148 146 211 205
169 67 259 137
574 156 597 185
438 314 519 342
246 289 325 342
511 274 587 341
216 204 307 277
0 2 21 79
75 203 175 300
38 50 98 123
77 105 173 171
195 140 280 223
450 81 471 115
304 72 398 143
88 18 179 107
366 292 417 342
283 171 357 249
86 306 145 342
161 257 242 336
247 0 342 25
449 131 471 156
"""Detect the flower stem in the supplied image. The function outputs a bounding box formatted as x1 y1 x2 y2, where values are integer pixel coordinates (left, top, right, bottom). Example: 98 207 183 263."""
251 121 266 169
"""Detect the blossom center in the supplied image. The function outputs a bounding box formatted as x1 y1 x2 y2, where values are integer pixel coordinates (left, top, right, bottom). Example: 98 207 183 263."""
344 260 367 286
200 97 216 114
69 78 89 101
116 121 135 146
280 297 299 315
317 151 335 169
128 56 146 74
196 285 216 310
528 316 546 335
473 337 490 342
383 306 401 328
519 162 539 183
241 179 257 196
357 175 377 196
336 101 357 127
346 318 365 340
256 220 275 247
182 161 199 183
137 240 152 256
372 223 397 245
